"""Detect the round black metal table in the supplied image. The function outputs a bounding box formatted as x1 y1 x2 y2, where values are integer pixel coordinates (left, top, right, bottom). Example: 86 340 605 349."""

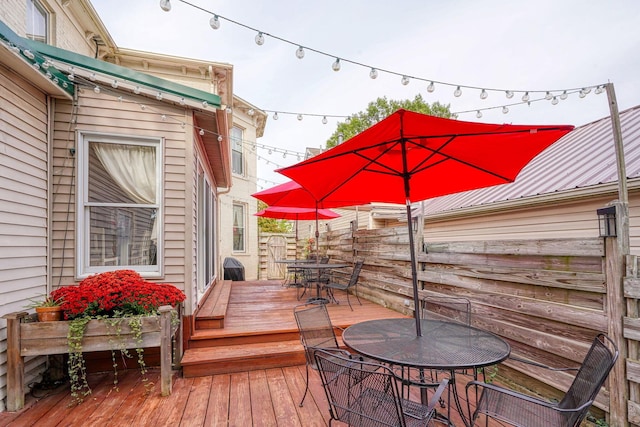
342 318 510 426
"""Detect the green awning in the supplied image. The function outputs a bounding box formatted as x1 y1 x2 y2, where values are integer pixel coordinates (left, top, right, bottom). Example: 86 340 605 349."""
0 18 221 108
0 20 74 96
27 39 221 109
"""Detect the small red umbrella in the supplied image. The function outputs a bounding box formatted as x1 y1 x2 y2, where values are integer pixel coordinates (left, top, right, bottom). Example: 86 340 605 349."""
278 109 574 335
252 182 345 260
255 206 340 261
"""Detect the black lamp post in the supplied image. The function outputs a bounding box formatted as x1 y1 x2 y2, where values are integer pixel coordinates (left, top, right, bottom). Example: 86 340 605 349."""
597 205 617 237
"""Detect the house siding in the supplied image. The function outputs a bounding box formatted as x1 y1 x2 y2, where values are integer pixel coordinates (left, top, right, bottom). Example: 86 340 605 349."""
50 89 193 308
0 65 49 412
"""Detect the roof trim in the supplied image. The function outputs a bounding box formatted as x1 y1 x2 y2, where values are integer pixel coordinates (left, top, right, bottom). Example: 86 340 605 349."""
0 20 74 97
25 39 221 109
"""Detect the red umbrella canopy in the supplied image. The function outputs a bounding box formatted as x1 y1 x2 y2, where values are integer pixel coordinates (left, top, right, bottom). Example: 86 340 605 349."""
252 180 346 209
277 109 574 206
255 206 340 220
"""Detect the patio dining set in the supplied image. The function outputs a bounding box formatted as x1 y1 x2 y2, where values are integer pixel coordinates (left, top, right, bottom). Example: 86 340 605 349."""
293 299 619 427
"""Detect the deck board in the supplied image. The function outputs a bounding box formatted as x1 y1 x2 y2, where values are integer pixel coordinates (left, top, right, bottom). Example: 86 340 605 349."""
0 279 507 426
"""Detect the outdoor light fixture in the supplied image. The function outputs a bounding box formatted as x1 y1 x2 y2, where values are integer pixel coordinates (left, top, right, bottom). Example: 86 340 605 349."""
159 0 171 12
369 68 378 79
255 32 265 46
295 46 305 59
597 206 617 237
209 15 221 30
427 81 435 93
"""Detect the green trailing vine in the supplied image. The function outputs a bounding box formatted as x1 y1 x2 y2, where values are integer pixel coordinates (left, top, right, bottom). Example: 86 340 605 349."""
67 317 91 405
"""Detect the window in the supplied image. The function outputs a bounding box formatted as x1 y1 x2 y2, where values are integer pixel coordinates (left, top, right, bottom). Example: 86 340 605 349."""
232 203 245 252
231 126 243 175
26 0 48 43
197 172 216 292
78 133 161 276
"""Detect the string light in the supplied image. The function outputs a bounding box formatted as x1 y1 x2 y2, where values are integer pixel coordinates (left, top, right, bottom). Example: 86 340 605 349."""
522 92 530 102
159 0 171 12
255 32 265 46
209 15 220 30
551 96 559 105
454 86 462 97
427 82 435 93
162 1 604 100
401 76 410 86
480 89 488 100
295 46 305 59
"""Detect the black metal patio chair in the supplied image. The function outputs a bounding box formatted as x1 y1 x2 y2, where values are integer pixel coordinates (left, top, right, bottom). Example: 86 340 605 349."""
322 260 364 310
466 333 618 427
314 348 449 427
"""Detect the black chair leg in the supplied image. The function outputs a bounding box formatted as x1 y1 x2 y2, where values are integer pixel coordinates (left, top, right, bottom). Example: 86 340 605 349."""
300 363 310 407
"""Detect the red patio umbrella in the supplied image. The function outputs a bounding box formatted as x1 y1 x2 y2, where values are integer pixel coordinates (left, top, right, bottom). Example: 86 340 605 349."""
278 109 574 335
252 184 342 260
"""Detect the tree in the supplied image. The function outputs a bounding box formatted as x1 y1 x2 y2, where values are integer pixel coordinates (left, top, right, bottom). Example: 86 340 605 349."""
256 201 293 233
326 94 454 148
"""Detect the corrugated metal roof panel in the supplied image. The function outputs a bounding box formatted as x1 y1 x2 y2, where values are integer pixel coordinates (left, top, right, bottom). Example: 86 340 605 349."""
417 105 640 216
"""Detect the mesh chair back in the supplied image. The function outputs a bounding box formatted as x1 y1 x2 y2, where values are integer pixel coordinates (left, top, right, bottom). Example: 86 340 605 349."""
348 260 364 287
559 333 619 425
294 304 339 368
421 296 471 325
314 349 406 427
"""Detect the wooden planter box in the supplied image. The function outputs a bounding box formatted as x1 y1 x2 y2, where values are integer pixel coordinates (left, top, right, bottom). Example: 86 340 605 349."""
3 305 181 412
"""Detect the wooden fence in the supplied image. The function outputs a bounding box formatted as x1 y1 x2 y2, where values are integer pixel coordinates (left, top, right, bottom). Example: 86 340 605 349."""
314 225 633 426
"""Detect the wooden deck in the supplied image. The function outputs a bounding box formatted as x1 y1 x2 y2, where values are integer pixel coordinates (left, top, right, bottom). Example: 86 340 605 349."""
0 280 505 426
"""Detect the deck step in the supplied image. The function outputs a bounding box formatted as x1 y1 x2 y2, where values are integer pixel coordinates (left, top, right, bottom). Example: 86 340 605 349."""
181 340 306 377
195 280 233 329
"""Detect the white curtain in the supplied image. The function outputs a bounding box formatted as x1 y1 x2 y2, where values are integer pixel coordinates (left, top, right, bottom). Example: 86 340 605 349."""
93 143 156 204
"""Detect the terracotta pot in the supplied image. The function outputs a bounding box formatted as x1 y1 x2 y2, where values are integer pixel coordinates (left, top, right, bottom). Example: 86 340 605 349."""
36 306 63 322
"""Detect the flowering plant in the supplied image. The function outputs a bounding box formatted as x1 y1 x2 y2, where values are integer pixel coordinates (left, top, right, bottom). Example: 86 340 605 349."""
47 270 185 405
51 269 186 320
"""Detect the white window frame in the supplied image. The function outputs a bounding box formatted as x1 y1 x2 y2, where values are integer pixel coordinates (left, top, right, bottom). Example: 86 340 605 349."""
232 203 246 253
76 132 163 278
197 170 217 294
26 0 49 43
231 126 244 176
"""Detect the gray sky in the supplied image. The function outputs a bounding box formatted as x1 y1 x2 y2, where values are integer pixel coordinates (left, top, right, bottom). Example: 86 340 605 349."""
91 0 640 187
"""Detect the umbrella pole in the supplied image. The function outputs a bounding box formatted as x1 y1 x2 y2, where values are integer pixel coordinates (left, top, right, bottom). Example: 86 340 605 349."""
406 198 422 336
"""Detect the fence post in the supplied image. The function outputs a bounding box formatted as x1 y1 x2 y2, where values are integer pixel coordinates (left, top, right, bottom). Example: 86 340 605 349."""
605 235 629 426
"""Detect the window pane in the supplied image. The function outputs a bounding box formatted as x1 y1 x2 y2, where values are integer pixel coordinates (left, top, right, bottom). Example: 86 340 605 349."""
89 207 157 266
231 127 243 175
26 0 47 43
233 204 245 252
89 142 157 204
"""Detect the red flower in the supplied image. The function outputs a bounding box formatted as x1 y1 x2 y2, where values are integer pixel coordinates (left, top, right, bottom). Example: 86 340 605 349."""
51 270 186 320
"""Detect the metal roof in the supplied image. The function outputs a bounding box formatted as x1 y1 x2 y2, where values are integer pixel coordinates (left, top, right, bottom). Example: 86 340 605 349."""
415 105 640 216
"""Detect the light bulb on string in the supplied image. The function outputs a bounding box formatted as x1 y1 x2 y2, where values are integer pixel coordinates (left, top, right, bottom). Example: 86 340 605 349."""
521 92 530 102
551 96 559 105
23 49 35 59
93 85 100 94
427 82 435 93
209 15 220 30
179 97 185 105
89 73 96 81
111 80 118 88
202 101 208 108
454 86 462 97
199 128 205 136
156 92 163 100
134 86 141 94
505 90 514 99
218 135 223 142
268 149 272 155
480 89 488 100
544 91 553 100
297 114 303 121
476 110 482 119
295 46 305 59
159 0 171 12
161 114 167 121
332 58 341 71
369 68 378 79
273 112 279 120
141 105 146 110
502 106 509 114
560 90 568 100
282 152 287 158
255 32 265 46
226 107 232 114
582 87 591 95
595 85 605 94
401 76 410 86
579 90 587 98
248 108 255 116
322 116 328 124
